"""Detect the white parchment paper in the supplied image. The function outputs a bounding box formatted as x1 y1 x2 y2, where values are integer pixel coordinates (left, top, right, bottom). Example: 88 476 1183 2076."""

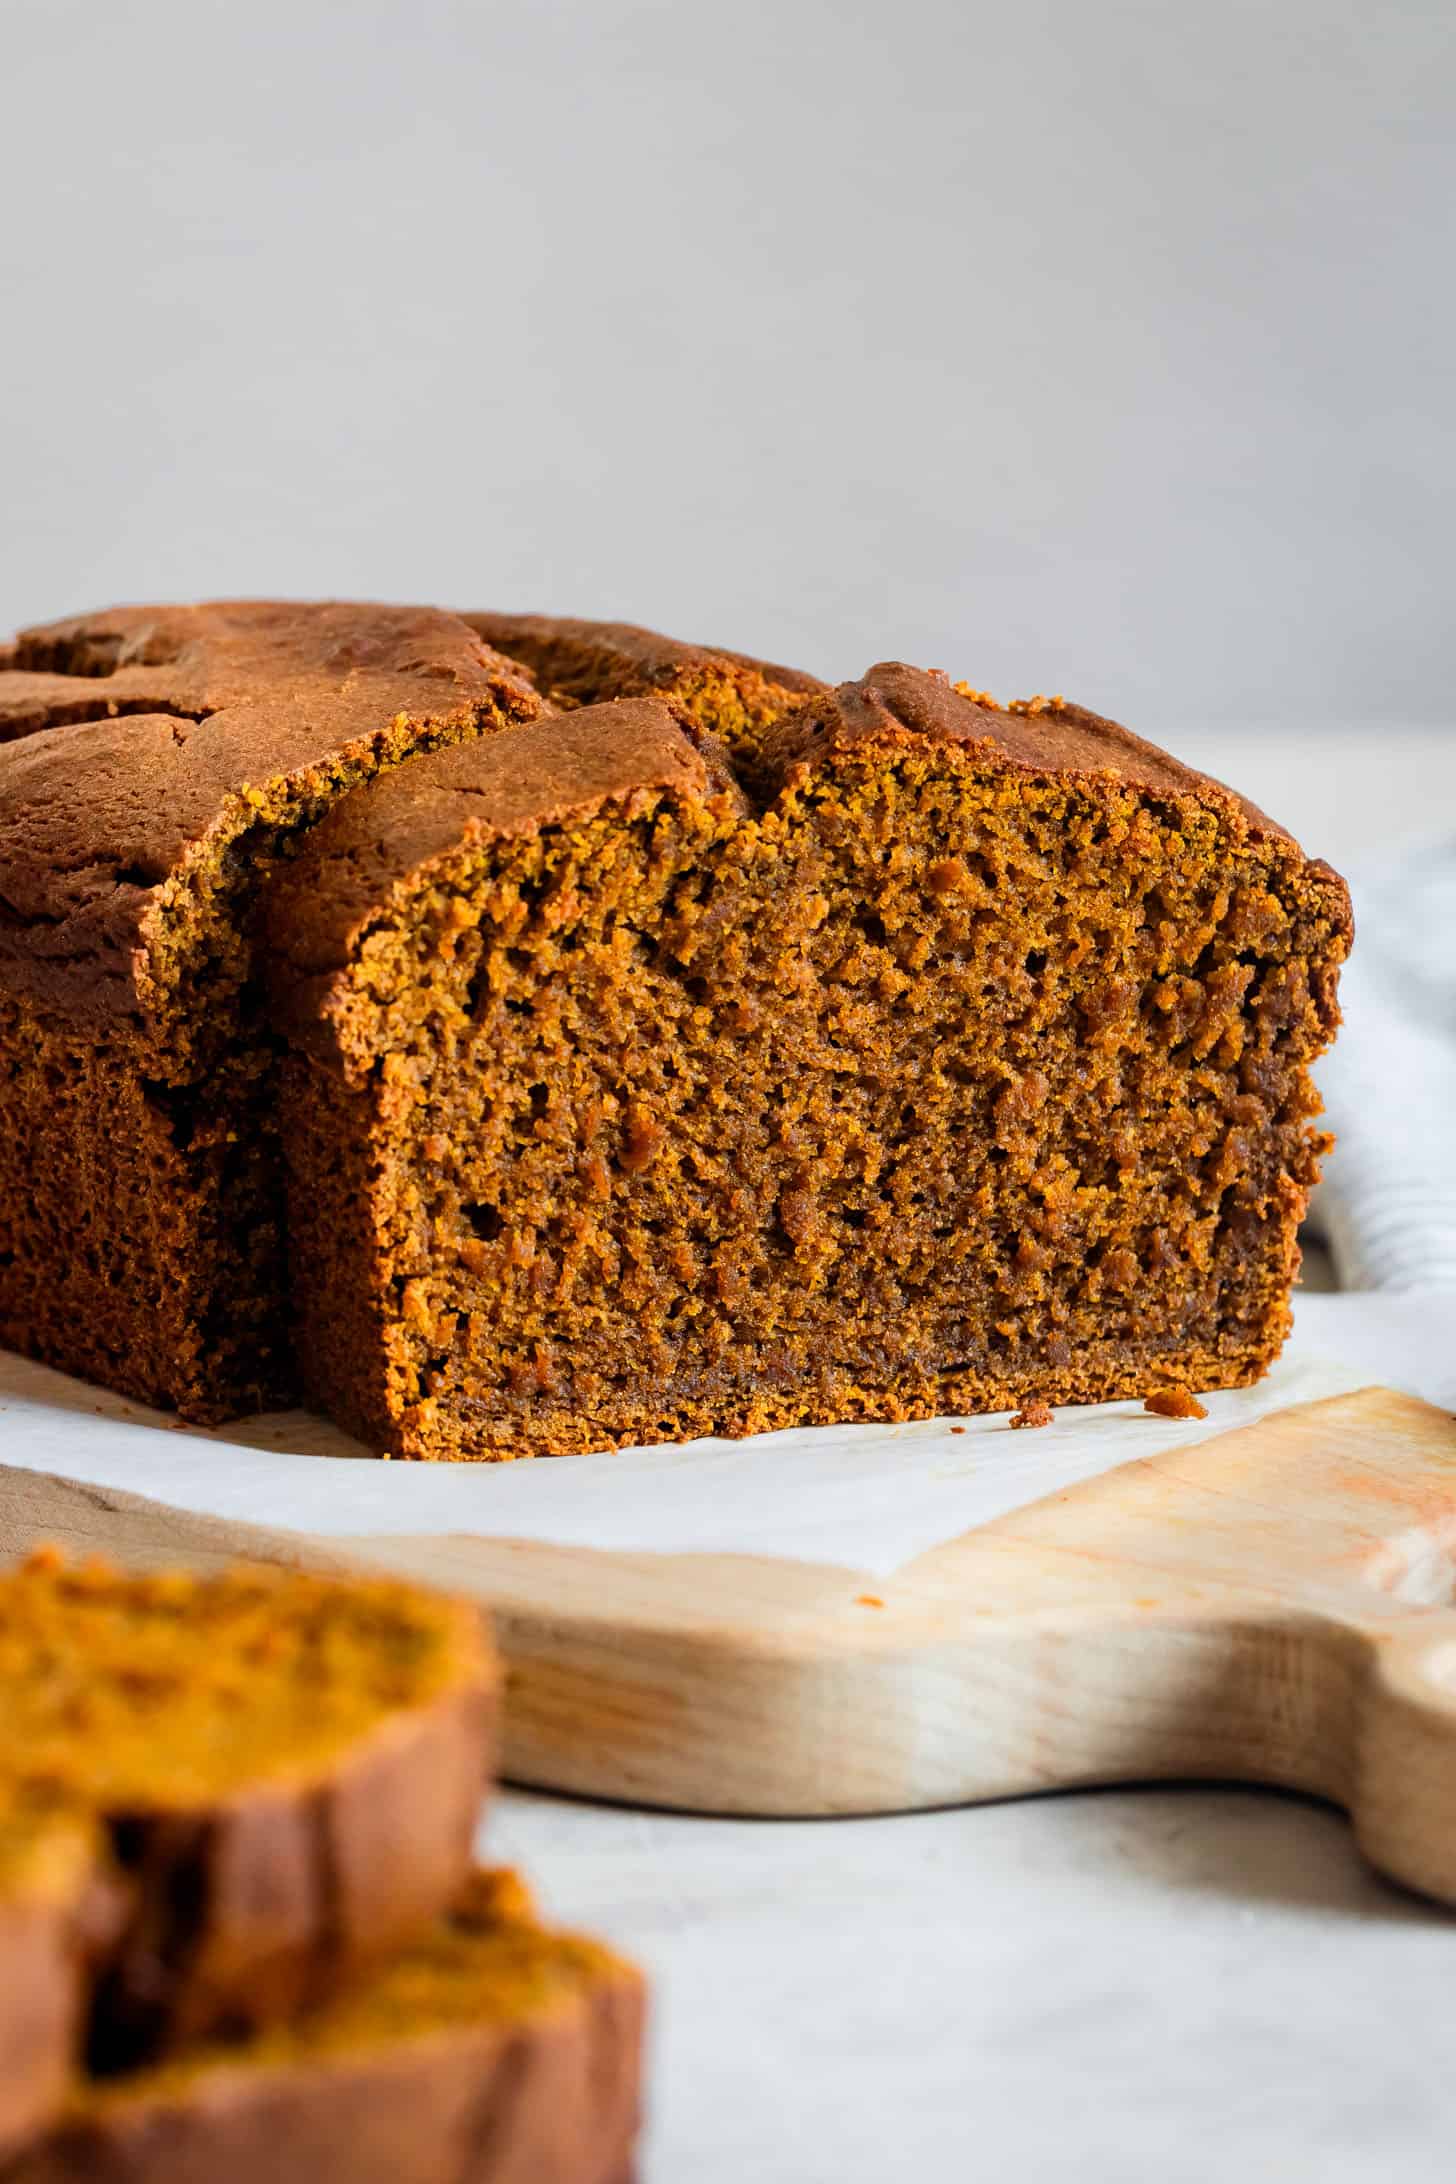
0 1293 1450 1578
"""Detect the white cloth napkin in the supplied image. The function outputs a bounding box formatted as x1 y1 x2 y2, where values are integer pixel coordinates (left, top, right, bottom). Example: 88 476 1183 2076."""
1311 840 1456 1291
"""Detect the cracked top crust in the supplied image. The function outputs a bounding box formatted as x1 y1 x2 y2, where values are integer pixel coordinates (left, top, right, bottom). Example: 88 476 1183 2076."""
0 601 540 1026
461 611 825 703
770 663 1354 938
770 662 1288 831
0 611 1352 1033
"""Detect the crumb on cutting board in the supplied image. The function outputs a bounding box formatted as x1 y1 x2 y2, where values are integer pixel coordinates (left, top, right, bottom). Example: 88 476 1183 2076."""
1010 1400 1054 1430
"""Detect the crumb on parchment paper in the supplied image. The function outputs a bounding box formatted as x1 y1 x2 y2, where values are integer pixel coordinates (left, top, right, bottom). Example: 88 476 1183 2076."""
1010 1400 1054 1430
1143 1387 1209 1421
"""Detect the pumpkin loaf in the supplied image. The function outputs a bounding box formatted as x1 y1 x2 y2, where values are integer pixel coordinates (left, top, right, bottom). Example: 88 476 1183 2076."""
4 1868 645 2184
0 602 540 1420
266 662 1351 1459
0 1552 496 2107
0 601 1351 1452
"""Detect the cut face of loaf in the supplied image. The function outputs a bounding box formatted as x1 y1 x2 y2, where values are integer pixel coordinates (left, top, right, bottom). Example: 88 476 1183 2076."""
0 603 540 1421
8 1869 646 2184
268 665 1351 1460
0 1551 497 2147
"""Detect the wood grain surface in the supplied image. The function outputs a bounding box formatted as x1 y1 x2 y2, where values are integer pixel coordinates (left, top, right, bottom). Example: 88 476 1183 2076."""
6 1386 1456 1901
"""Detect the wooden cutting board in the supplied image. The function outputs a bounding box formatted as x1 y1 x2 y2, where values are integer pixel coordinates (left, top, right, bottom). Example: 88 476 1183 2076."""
6 1385 1456 1904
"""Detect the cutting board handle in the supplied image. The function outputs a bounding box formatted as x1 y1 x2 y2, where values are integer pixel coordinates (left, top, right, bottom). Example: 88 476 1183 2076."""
1353 1617 1456 1904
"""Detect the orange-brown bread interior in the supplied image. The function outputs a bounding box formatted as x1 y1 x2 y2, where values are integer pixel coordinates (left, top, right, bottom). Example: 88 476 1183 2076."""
269 663 1351 1459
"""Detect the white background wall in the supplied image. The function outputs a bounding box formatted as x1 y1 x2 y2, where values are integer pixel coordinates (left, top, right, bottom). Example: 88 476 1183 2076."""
3 0 1452 729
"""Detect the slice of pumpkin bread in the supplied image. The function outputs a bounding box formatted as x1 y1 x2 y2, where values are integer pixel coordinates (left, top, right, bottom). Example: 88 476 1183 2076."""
267 666 1349 1459
4 1868 645 2184
0 1551 496 2103
0 602 539 1420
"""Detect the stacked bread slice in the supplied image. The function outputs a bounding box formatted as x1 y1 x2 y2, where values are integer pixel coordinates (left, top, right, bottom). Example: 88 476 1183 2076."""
0 1551 645 2184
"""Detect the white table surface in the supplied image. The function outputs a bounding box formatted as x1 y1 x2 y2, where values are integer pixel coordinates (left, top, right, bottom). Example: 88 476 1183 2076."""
487 728 1456 2184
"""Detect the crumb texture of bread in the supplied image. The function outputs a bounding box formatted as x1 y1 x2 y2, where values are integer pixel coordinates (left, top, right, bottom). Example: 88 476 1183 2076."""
0 602 539 1420
5 1867 646 2184
268 659 1351 1461
0 1551 497 2080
